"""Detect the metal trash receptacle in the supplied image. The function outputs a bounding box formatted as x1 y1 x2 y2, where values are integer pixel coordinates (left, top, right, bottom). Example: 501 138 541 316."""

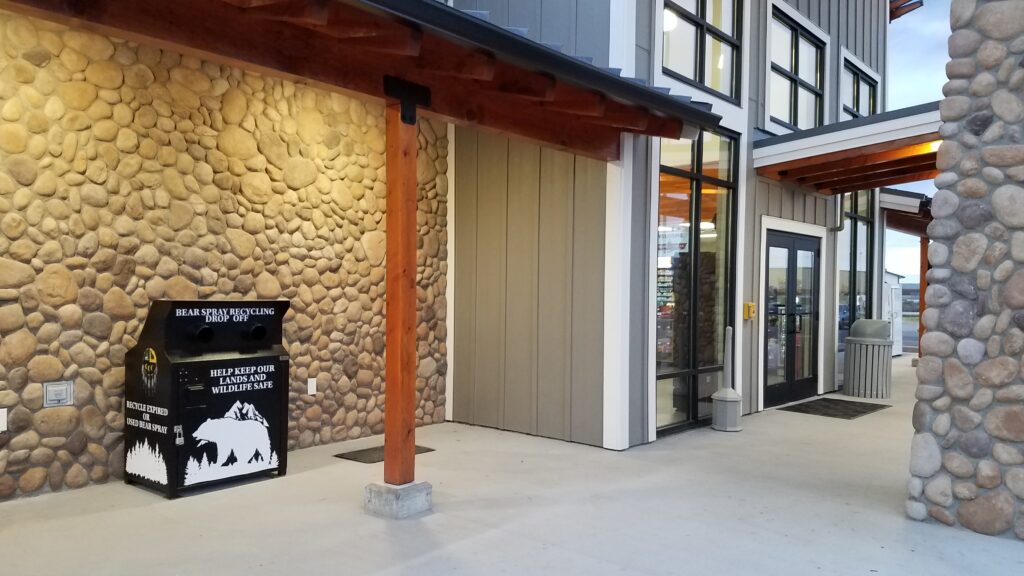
843 319 893 399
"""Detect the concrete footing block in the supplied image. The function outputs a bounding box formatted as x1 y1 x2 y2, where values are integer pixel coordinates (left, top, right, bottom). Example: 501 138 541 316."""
364 481 432 519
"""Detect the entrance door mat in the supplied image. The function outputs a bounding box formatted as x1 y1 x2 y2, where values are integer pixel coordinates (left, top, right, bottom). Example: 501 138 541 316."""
334 445 434 464
778 397 890 420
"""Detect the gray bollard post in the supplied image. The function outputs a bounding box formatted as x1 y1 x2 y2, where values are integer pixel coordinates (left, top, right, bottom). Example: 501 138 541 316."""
711 326 742 432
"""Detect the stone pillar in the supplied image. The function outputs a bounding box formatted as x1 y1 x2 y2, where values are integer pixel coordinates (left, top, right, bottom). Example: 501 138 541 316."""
909 0 1024 539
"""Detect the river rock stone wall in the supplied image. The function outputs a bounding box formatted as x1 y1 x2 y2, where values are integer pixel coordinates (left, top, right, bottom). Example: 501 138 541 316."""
908 0 1024 539
0 10 449 500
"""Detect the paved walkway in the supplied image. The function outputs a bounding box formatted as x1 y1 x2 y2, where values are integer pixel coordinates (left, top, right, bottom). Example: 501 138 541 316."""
1 356 1021 575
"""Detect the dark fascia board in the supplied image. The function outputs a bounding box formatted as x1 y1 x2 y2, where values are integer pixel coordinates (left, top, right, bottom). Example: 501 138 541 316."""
753 101 940 149
880 186 930 202
347 0 722 131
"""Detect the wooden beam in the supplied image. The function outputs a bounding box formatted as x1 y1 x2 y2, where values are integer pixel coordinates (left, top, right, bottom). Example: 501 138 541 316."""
303 3 422 55
828 169 940 194
242 0 329 26
891 0 924 21
759 134 937 180
417 36 495 81
643 115 685 139
383 101 417 486
811 158 938 190
781 142 937 181
544 84 606 116
885 209 931 237
484 63 556 101
591 101 649 131
1 0 629 159
220 0 291 7
797 152 937 186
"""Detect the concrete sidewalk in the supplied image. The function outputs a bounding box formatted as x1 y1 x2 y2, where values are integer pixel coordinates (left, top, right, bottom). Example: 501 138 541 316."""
0 355 1020 575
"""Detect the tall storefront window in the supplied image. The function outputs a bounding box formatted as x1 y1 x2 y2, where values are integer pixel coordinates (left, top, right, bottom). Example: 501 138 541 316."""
835 190 874 388
656 130 736 431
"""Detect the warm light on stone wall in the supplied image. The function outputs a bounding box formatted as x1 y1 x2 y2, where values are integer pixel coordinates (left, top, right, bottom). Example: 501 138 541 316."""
908 0 1024 540
0 10 449 500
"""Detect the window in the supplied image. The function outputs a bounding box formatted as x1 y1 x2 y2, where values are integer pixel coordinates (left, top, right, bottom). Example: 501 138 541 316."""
835 190 874 388
769 10 824 130
841 62 877 120
656 130 736 431
663 0 742 100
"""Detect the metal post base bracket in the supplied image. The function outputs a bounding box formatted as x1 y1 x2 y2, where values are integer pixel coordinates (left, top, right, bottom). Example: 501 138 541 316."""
364 481 433 519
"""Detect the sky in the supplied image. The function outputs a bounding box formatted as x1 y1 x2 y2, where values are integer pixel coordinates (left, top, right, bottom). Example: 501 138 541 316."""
883 0 950 283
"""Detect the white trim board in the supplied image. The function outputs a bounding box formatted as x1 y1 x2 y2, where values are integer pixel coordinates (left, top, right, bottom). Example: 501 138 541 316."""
646 135 661 443
603 9 637 450
752 109 941 168
839 46 883 118
603 134 634 451
653 0 750 134
444 121 456 422
756 216 828 413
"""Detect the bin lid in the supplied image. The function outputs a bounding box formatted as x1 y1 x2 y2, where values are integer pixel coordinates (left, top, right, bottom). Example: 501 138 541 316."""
850 319 891 339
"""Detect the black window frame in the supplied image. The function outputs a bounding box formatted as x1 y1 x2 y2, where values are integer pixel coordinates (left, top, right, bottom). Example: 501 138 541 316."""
768 9 825 131
655 127 740 434
841 61 878 120
842 190 874 324
662 0 744 103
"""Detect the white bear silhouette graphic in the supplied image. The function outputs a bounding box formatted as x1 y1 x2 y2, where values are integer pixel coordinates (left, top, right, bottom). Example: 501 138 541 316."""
194 417 271 465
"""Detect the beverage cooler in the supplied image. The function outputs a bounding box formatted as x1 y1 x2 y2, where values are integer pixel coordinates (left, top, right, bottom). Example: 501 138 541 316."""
124 300 290 498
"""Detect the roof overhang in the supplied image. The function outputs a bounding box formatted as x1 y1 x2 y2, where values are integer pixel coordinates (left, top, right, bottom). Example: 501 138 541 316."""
881 188 932 237
753 102 941 195
1 0 721 160
890 0 925 22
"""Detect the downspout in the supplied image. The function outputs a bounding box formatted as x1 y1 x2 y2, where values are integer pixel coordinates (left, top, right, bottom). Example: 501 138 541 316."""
828 193 846 233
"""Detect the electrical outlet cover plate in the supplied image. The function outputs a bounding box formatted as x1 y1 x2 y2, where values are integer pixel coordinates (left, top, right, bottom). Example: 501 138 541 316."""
307 377 316 395
0 407 7 433
43 380 75 407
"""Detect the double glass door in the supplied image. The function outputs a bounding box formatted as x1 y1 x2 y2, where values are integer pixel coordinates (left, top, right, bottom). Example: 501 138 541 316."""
764 231 819 407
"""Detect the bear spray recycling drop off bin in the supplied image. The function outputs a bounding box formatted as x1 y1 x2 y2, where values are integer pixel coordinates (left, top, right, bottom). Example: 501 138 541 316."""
124 300 289 498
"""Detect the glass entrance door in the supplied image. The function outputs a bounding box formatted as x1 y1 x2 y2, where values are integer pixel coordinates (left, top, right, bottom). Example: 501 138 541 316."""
764 231 820 407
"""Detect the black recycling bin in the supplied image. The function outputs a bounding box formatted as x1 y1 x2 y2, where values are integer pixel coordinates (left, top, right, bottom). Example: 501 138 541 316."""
124 300 290 498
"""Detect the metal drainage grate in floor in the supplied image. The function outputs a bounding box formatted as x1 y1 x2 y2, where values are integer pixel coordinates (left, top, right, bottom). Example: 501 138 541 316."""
334 445 435 464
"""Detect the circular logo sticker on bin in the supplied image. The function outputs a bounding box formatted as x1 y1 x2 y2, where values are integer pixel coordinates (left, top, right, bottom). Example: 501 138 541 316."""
142 347 158 397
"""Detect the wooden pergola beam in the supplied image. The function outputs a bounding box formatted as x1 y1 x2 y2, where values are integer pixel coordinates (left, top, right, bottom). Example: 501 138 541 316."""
828 169 939 194
811 157 938 190
758 134 937 180
797 151 937 185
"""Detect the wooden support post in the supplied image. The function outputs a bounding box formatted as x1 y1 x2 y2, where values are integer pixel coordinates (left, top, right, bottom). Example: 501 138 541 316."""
381 77 428 488
383 100 417 486
919 236 928 357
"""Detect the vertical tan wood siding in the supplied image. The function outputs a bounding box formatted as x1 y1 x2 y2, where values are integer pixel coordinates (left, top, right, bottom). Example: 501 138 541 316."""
453 126 606 446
